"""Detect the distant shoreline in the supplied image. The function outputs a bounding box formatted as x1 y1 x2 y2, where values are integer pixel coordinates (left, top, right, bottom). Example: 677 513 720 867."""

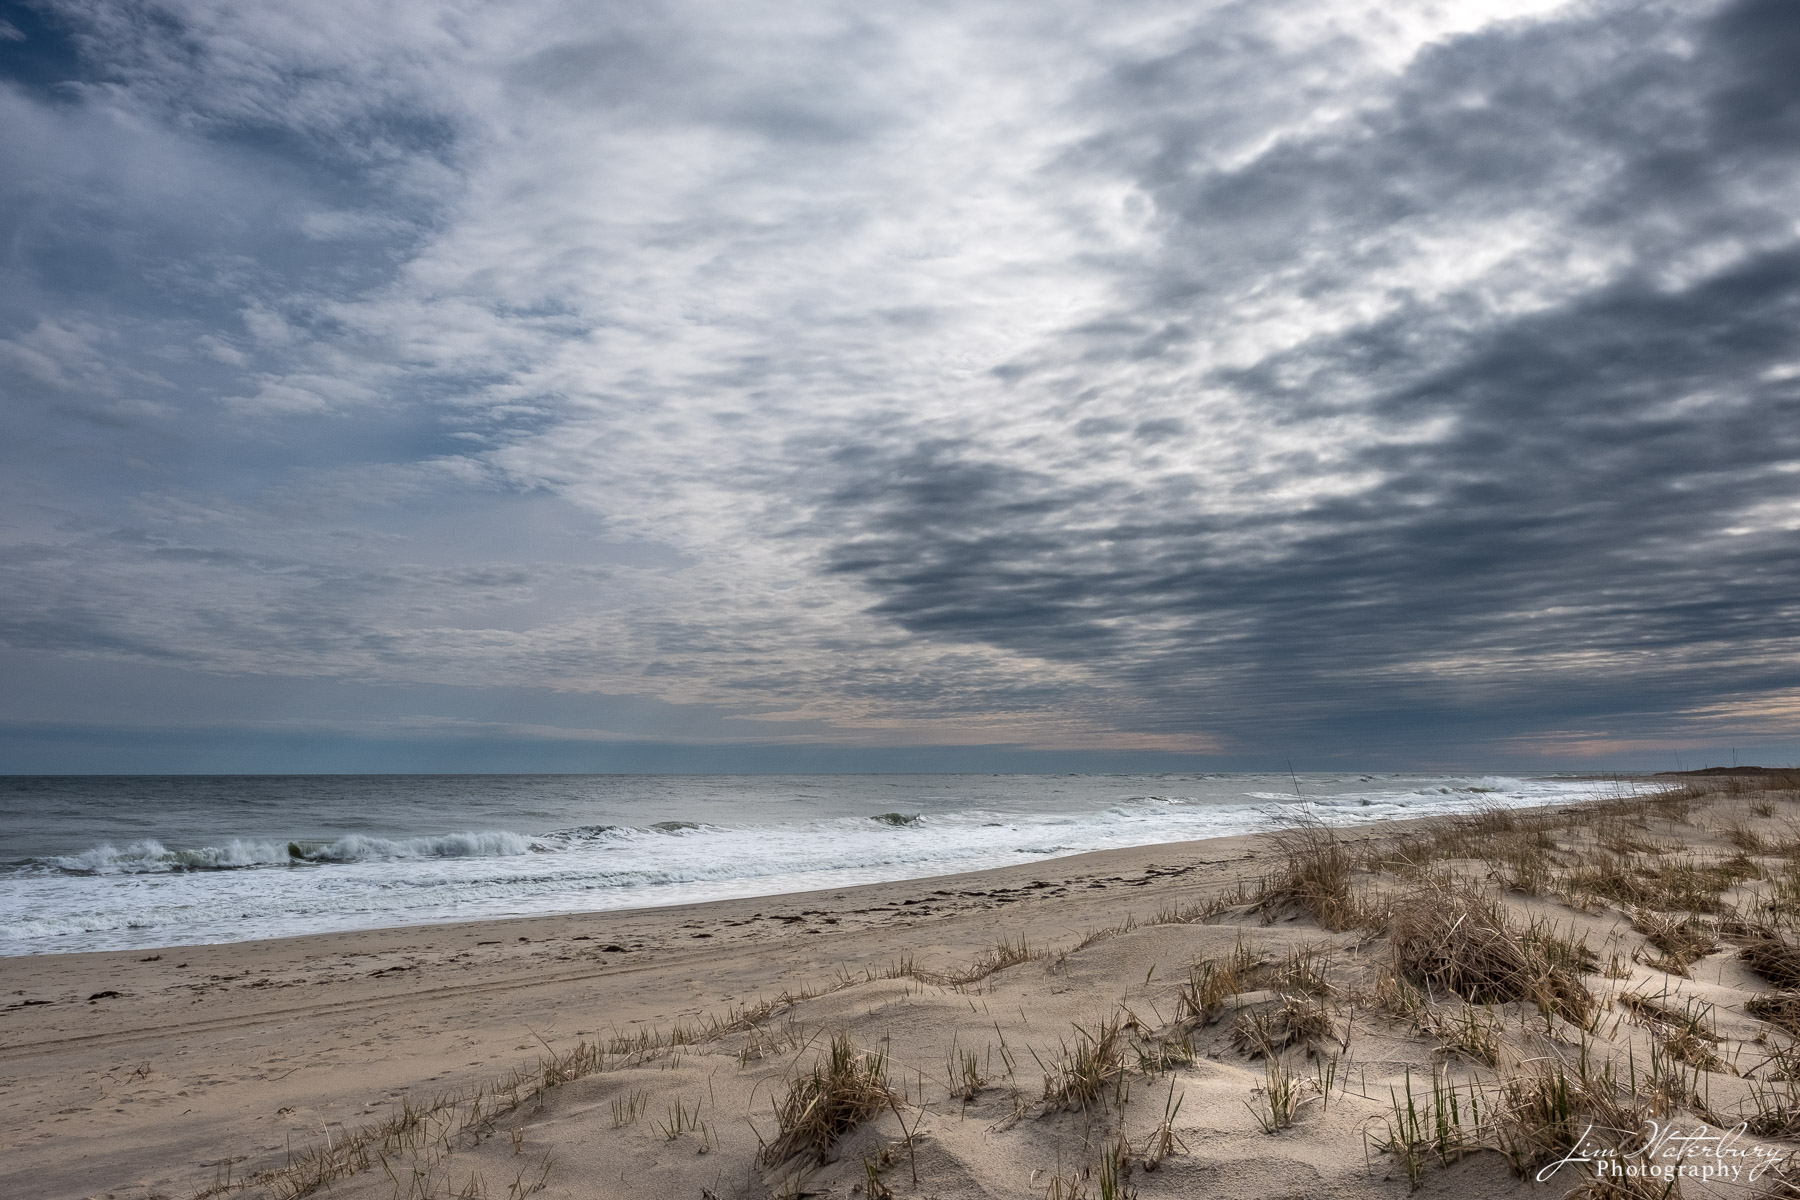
1650 764 1798 776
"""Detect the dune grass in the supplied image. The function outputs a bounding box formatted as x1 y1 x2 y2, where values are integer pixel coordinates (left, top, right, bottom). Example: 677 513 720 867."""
1391 883 1593 1023
758 1033 896 1168
184 776 1800 1200
1254 822 1365 931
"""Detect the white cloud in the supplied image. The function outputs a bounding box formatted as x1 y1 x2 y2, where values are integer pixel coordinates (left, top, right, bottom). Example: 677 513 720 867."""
4 0 1797 757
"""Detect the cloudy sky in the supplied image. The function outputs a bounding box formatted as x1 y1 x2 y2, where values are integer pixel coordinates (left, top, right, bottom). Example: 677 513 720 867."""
2 0 1798 773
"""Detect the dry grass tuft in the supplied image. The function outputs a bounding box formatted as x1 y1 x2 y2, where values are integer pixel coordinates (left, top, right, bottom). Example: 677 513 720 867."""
1744 1075 1800 1140
1376 1068 1485 1190
1562 1172 1686 1199
1525 914 1601 979
1569 853 1757 914
1175 935 1265 1025
758 1033 896 1168
1494 1065 1649 1181
1254 822 1363 931
1743 933 1800 989
1272 945 1334 996
1371 968 1503 1065
1618 991 1729 1074
1430 1003 1505 1066
1247 1055 1305 1134
1229 994 1335 1059
1041 1013 1129 1113
1131 1028 1196 1075
1498 840 1557 895
1463 802 1518 836
1723 821 1769 854
1392 884 1593 1023
945 1045 989 1101
1174 961 1233 1024
1142 1077 1189 1169
1747 992 1800 1038
1150 880 1255 927
192 1039 590 1200
1650 788 1697 824
1631 911 1718 976
1373 964 1428 1020
1756 1039 1800 1084
889 935 1046 988
946 935 1042 984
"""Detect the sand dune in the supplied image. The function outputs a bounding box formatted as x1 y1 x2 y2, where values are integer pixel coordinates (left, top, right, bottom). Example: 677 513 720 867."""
8 777 1800 1200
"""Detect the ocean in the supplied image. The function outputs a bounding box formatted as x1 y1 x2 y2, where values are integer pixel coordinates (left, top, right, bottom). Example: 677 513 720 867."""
0 772 1629 956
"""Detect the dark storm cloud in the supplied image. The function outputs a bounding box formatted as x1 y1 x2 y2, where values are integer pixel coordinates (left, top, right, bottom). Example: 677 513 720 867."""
4 0 1799 766
814 0 1800 754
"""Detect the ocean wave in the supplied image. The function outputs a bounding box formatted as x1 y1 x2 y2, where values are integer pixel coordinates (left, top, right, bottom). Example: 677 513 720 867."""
294 831 541 863
4 775 1630 953
49 830 544 874
1242 776 1578 808
555 824 623 839
51 838 292 874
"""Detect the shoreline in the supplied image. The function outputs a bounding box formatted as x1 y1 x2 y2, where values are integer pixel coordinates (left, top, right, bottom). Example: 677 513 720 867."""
14 806 1586 964
2 778 1634 960
17 781 1796 1200
4 817 1371 986
0 803 1597 1200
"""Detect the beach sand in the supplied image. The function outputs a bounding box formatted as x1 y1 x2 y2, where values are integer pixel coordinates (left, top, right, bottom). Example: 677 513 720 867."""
6 777 1800 1200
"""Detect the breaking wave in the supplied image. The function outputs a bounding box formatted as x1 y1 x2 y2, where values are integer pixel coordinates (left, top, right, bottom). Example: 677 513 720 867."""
48 830 545 874
2 773 1634 954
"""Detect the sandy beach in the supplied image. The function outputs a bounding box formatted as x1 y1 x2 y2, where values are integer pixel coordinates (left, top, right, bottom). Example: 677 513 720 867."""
8 776 1800 1200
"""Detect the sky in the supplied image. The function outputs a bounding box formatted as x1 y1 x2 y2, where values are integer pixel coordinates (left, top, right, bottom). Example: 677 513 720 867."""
2 0 1798 774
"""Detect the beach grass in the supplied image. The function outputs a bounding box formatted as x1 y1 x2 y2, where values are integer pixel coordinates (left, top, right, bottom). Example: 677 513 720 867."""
74 774 1800 1200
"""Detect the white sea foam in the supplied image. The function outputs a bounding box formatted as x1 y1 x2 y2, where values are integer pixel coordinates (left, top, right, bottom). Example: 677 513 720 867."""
53 838 294 873
48 831 542 873
1 775 1634 954
297 831 541 863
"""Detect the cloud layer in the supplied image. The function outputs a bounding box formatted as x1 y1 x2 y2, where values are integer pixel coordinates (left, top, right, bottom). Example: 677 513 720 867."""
3 0 1799 766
